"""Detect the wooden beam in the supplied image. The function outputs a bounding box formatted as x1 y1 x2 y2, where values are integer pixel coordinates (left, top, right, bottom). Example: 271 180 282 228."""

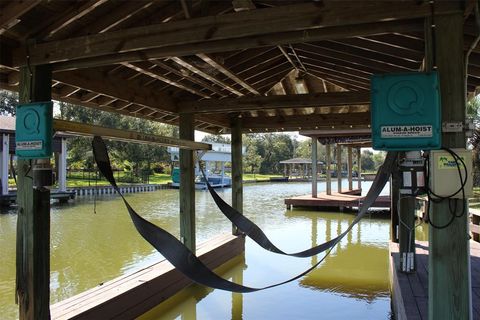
122 62 211 98
17 64 52 320
15 1 455 67
53 119 211 150
241 112 371 129
0 0 41 31
53 69 177 113
179 113 196 252
38 19 425 72
231 118 243 235
196 53 260 95
429 11 471 320
178 91 370 113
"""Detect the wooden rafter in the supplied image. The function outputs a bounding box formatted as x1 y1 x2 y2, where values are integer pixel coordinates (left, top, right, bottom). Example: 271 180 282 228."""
151 60 227 97
0 0 41 31
12 1 455 67
170 57 244 96
53 69 177 113
196 53 261 95
121 62 211 98
38 0 109 41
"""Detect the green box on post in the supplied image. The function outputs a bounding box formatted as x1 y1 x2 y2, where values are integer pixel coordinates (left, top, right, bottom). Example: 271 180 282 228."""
371 72 441 151
15 101 53 159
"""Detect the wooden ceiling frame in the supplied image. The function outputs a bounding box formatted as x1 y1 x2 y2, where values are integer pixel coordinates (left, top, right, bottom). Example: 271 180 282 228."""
10 2 448 69
1 1 478 134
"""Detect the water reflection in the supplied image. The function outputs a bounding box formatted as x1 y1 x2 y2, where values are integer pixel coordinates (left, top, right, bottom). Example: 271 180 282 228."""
284 211 389 301
0 181 395 319
139 255 246 320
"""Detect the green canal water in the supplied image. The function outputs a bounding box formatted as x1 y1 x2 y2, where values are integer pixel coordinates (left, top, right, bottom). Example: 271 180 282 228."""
0 181 428 319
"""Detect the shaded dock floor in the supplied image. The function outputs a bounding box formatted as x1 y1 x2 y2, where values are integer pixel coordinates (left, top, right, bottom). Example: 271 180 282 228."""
390 241 480 320
285 189 390 211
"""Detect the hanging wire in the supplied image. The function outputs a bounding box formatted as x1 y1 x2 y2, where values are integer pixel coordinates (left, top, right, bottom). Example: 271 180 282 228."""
429 0 437 69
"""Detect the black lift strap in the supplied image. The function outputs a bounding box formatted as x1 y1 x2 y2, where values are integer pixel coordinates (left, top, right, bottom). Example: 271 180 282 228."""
93 136 397 292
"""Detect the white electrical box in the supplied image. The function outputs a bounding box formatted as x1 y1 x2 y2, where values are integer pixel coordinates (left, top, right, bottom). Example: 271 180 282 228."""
429 149 473 198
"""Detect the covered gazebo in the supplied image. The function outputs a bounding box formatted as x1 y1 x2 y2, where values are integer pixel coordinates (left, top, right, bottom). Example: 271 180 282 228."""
279 157 325 178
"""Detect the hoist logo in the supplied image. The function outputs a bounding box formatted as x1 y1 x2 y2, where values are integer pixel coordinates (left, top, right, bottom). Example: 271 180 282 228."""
438 155 465 170
380 125 433 138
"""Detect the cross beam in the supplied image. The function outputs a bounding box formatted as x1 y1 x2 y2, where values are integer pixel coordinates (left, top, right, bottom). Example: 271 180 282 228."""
178 91 370 113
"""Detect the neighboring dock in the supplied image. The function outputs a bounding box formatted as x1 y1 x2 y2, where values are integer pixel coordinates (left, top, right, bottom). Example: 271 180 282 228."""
285 189 391 211
389 241 480 320
0 190 75 206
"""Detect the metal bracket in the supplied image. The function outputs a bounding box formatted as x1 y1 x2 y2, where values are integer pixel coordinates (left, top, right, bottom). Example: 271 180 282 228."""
442 119 474 137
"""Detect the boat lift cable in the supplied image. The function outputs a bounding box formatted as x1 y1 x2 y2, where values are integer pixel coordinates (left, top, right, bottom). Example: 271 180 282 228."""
93 136 397 292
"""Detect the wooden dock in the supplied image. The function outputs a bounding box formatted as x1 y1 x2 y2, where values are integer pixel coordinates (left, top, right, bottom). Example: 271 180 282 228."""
285 189 390 211
390 241 480 320
0 190 75 206
50 234 244 320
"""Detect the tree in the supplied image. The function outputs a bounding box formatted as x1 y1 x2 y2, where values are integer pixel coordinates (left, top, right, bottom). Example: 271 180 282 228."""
361 150 375 172
0 90 18 116
373 151 386 170
202 134 231 143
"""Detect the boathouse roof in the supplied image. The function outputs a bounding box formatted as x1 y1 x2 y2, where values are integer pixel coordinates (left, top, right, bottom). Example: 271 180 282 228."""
0 1 479 134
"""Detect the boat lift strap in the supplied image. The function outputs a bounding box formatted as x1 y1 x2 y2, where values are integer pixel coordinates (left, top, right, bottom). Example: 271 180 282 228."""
93 136 397 293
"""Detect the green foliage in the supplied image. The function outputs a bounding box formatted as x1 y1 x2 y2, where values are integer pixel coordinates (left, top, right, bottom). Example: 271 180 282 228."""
361 150 375 172
59 102 174 177
0 90 18 116
202 134 231 143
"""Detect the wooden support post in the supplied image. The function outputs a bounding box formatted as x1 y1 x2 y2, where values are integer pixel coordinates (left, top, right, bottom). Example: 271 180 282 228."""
312 138 317 198
179 113 196 253
347 146 353 191
231 118 243 235
1 133 9 195
58 138 67 192
357 147 362 190
336 144 342 193
429 11 471 320
16 64 52 320
390 158 400 243
326 144 332 195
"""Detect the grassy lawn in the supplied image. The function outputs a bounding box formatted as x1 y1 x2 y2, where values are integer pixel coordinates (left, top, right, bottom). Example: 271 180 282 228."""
242 173 283 181
7 172 299 188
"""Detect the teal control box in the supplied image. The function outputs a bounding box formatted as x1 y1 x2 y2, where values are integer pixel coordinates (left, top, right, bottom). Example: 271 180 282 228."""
371 72 441 151
15 101 53 159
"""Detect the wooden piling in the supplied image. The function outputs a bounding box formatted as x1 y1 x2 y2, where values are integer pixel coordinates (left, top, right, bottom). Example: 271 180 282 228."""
17 64 52 320
179 113 196 253
429 11 471 320
326 144 332 195
231 118 243 234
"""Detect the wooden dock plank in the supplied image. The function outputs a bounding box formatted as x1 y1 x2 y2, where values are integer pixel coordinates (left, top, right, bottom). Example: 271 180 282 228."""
390 241 480 320
285 190 390 210
51 234 245 320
